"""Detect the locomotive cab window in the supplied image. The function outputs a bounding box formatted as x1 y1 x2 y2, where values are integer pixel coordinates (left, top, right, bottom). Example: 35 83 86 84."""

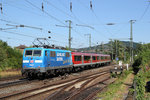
75 56 81 61
25 50 32 56
50 51 56 57
33 50 41 56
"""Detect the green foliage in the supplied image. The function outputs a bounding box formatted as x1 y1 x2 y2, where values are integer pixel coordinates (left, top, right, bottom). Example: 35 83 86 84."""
133 43 150 67
98 70 131 99
135 70 146 100
132 43 150 100
0 40 22 71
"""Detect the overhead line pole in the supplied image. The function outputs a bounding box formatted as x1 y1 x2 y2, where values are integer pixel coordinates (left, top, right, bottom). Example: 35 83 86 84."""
75 24 94 50
56 20 72 50
130 20 136 65
66 20 72 50
115 40 117 60
110 39 113 60
85 34 91 49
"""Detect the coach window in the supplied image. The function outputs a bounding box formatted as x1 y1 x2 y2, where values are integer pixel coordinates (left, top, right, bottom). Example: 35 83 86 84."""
101 56 103 60
92 56 96 60
104 57 106 60
50 51 56 57
84 56 90 61
75 56 81 61
66 52 70 57
107 57 109 60
97 56 100 60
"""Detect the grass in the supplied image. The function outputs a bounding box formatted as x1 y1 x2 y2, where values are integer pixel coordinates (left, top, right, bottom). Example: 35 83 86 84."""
97 69 132 100
0 68 21 78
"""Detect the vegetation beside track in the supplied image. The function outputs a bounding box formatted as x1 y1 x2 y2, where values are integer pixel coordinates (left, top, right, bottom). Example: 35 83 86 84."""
0 69 21 78
132 43 150 100
97 69 132 100
0 40 22 74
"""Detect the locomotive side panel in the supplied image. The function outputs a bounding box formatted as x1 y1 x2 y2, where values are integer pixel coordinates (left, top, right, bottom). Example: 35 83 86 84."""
45 49 73 69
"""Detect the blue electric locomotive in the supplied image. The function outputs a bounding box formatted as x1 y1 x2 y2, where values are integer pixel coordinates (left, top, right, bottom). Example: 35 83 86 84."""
22 48 72 77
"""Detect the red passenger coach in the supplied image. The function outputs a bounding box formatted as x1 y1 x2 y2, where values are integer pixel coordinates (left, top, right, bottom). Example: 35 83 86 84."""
71 52 83 64
71 52 111 68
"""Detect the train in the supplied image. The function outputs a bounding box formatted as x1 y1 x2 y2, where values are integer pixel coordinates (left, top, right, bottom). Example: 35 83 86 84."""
21 47 111 78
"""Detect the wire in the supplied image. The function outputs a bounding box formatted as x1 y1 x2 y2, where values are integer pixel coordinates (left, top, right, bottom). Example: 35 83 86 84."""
77 0 113 37
0 30 37 38
139 1 150 21
43 0 73 19
3 2 43 17
44 0 87 25
0 35 33 42
25 0 66 26
0 18 18 24
0 30 79 46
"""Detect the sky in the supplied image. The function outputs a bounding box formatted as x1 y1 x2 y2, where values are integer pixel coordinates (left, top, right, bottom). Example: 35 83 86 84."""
0 0 150 48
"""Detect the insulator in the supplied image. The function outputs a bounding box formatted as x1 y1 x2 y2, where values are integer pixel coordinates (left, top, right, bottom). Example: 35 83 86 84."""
42 2 44 11
0 3 2 14
90 1 92 10
70 2 72 12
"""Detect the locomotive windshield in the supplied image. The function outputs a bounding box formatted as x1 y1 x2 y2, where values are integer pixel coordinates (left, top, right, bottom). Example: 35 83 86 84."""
33 50 41 56
25 50 41 57
25 50 32 56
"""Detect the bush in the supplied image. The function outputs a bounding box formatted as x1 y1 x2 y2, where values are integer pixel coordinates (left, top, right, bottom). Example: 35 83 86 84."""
135 70 146 100
0 40 22 71
132 43 150 100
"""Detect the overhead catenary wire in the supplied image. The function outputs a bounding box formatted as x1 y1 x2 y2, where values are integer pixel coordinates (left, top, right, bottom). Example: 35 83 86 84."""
25 0 88 44
3 1 44 17
76 0 116 37
43 0 74 19
0 35 33 42
0 18 52 33
25 0 66 26
0 30 37 38
138 1 150 21
0 0 84 48
1 0 115 48
0 30 81 46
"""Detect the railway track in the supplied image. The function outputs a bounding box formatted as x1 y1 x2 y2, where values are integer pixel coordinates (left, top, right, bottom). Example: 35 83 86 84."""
0 65 121 100
0 67 112 100
0 75 22 81
45 72 111 100
0 79 28 89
